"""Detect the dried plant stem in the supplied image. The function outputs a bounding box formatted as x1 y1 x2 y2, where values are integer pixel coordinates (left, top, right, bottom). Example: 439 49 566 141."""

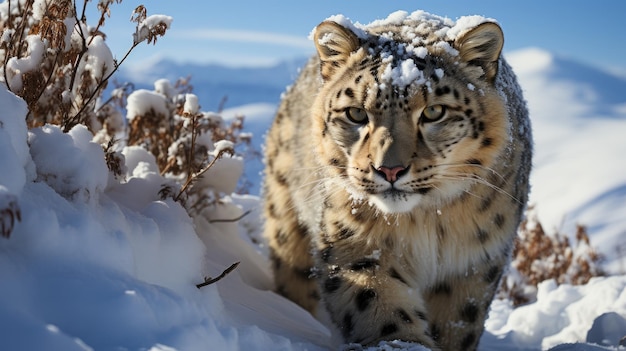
64 40 140 131
14 0 32 61
67 1 89 95
208 210 251 224
174 149 230 202
79 0 88 22
185 113 199 187
196 262 240 288
2 0 30 92
26 50 61 121
160 157 178 176
88 0 105 46
2 0 11 88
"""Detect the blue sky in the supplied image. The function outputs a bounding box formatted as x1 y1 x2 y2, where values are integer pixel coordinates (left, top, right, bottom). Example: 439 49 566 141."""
95 1 626 74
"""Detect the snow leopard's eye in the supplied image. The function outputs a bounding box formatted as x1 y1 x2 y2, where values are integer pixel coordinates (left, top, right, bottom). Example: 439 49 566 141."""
421 105 447 122
345 107 369 124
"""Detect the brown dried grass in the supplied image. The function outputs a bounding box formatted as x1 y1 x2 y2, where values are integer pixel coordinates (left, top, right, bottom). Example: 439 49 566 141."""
498 206 605 306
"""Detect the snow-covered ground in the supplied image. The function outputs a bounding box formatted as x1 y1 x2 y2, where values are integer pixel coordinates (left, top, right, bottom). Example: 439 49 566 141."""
1 37 626 351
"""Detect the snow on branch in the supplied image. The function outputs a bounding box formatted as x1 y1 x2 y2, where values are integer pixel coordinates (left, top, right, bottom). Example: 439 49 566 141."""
131 6 172 45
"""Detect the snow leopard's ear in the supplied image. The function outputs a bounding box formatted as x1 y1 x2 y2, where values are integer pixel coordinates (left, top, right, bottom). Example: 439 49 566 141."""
455 22 504 83
314 21 360 81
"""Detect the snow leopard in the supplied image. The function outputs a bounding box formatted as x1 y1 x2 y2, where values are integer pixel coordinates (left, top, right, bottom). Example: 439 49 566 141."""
263 10 532 351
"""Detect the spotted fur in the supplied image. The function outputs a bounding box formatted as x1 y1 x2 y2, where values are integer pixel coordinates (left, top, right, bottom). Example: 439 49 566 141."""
263 11 532 351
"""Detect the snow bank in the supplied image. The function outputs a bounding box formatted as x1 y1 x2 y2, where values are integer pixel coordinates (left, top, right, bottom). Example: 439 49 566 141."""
0 84 328 350
0 88 34 194
484 276 626 350
28 124 109 204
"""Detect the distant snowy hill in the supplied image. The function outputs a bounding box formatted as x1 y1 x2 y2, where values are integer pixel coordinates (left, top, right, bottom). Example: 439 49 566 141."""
132 48 626 274
118 58 307 109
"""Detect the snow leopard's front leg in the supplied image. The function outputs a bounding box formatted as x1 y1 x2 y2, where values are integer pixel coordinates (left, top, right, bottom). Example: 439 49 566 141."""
424 256 506 351
315 211 438 349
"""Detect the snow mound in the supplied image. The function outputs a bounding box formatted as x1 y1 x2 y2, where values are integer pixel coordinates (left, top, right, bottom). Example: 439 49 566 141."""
0 87 34 194
586 312 626 348
486 276 626 350
0 76 336 349
28 124 108 204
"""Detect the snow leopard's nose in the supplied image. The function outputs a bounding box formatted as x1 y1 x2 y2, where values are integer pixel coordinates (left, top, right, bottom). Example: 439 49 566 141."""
374 165 409 183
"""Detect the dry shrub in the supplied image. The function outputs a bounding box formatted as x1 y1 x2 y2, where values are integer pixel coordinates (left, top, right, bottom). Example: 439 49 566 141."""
123 77 250 212
499 205 605 305
0 0 170 132
1 0 252 215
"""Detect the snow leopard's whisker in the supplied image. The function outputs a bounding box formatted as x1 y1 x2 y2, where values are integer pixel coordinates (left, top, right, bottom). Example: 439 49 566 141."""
434 162 508 183
285 176 350 212
291 174 335 192
291 164 348 172
436 172 522 205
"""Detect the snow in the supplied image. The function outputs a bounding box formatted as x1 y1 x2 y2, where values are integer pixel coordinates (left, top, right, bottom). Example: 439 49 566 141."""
0 87 33 194
31 0 48 21
0 86 327 349
367 10 455 31
133 14 174 45
444 15 497 40
2 11 626 351
4 35 46 91
320 11 496 94
315 14 368 40
126 89 169 120
195 155 242 195
183 94 199 115
144 15 174 30
485 277 626 350
154 78 178 99
80 35 115 82
28 125 109 204
213 140 235 155
434 68 445 79
381 58 426 88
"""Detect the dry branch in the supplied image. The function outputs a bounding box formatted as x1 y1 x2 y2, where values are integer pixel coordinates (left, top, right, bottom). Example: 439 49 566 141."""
196 262 240 289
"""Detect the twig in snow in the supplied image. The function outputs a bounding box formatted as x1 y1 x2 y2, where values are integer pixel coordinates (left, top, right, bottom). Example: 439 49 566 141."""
208 210 252 224
196 262 240 289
